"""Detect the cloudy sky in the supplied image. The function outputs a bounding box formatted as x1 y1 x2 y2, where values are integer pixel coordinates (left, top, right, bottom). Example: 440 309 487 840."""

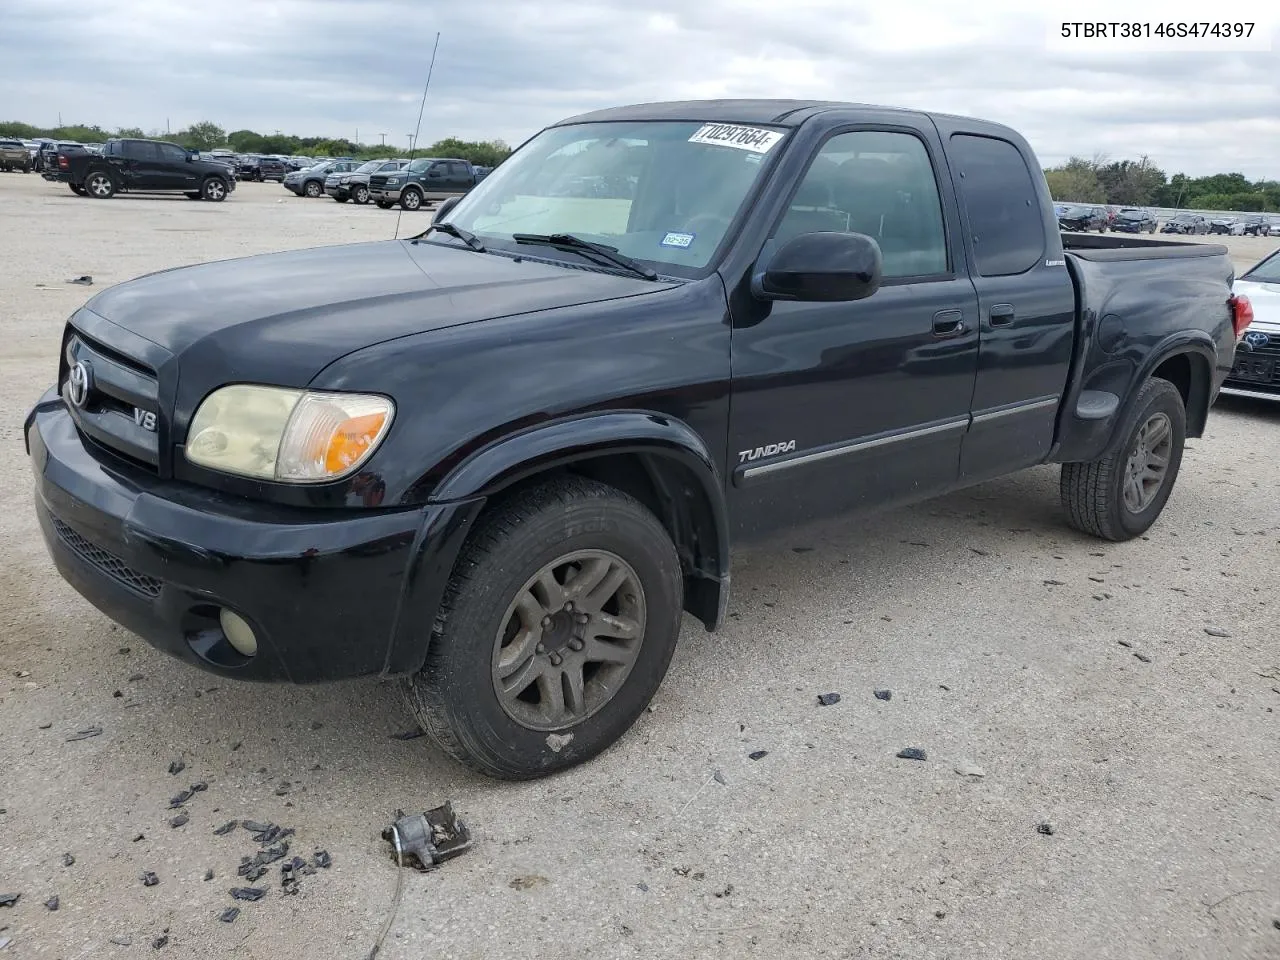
3 0 1276 177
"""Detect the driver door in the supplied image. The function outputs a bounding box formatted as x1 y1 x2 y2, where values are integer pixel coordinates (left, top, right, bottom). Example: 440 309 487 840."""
727 123 980 539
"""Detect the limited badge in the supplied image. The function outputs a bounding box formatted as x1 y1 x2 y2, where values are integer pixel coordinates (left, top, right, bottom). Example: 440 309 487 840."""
688 123 783 154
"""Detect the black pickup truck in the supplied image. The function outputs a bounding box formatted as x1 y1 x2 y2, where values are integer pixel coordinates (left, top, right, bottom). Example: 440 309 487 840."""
368 156 486 211
25 100 1249 780
58 138 236 201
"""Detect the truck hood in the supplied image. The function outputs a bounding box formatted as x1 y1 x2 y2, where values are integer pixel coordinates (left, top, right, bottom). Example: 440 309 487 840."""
82 239 674 388
1235 278 1280 330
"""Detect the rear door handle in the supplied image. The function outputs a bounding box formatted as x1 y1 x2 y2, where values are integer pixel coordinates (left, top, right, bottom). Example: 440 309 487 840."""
932 309 966 338
989 304 1016 327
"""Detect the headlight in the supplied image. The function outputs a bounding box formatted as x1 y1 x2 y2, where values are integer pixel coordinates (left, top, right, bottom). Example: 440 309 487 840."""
386 177 400 185
340 176 352 184
185 385 394 483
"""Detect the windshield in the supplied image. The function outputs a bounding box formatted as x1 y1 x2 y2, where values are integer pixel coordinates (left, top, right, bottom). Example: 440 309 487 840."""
353 160 382 174
407 158 435 172
1118 211 1145 219
1062 206 1092 217
441 120 785 273
1243 250 1280 283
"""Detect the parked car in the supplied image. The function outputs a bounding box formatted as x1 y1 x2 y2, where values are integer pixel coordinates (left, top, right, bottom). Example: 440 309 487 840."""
1208 216 1239 235
25 99 1244 780
325 158 408 204
1238 215 1272 237
1110 208 1158 234
1057 204 1108 232
253 156 287 182
38 141 85 178
1220 248 1279 399
1161 214 1209 235
0 138 32 172
58 138 236 201
235 155 262 180
368 157 485 210
284 159 360 198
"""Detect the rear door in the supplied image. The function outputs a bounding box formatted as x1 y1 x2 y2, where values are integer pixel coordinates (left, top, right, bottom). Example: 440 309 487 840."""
935 126 1077 483
446 161 472 193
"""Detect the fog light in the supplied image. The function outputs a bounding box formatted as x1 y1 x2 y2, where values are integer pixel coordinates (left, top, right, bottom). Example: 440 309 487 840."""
219 608 258 657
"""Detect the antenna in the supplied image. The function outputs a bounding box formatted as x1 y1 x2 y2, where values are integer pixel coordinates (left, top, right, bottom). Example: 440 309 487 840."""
394 31 441 241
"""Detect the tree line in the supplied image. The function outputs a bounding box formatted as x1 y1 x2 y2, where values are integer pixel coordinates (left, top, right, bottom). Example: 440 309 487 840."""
1043 155 1279 212
0 119 513 168
4 117 1276 211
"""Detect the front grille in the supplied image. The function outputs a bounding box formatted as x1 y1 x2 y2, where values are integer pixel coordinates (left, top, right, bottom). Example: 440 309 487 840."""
51 517 162 598
1227 336 1280 388
62 329 161 471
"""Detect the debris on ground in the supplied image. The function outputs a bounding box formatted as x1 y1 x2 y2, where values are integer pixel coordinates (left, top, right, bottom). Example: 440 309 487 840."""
1117 639 1133 648
382 802 472 871
38 722 52 729
390 729 427 741
748 750 768 761
133 833 146 843
67 275 94 285
66 725 103 742
109 937 132 947
141 872 159 887
281 861 301 895
62 853 74 867
168 760 185 776
219 907 240 923
712 771 727 786
0 894 19 908
312 851 332 870
1205 627 1231 638
244 822 294 846
509 876 548 890
896 747 927 761
214 821 238 836
168 790 192 809
954 763 986 778
169 813 189 829
817 693 841 706
151 933 169 949
230 887 266 902
874 689 892 701
44 896 59 911
203 870 214 882
1134 652 1153 663
1037 822 1055 835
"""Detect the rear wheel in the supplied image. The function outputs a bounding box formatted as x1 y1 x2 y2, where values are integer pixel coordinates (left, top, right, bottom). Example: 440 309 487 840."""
1060 377 1186 541
201 177 227 202
352 184 370 204
403 477 683 779
85 172 115 199
303 180 322 198
399 187 423 211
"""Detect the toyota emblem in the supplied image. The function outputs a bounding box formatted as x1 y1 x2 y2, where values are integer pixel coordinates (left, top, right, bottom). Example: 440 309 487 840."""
1243 330 1271 350
67 361 92 408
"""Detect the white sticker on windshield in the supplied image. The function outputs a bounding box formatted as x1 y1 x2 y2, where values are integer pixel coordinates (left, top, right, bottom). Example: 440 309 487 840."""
661 232 695 248
688 123 783 154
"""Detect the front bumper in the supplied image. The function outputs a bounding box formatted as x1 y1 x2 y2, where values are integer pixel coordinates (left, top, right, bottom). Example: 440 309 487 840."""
25 389 482 683
324 183 351 199
369 186 403 202
283 181 302 195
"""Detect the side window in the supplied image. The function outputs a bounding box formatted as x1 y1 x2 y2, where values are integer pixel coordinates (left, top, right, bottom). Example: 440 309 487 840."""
448 161 469 177
124 141 158 161
773 130 948 279
158 144 186 163
948 134 1044 277
379 161 399 172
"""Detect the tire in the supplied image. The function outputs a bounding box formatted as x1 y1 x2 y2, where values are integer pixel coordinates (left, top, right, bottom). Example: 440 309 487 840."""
399 187 423 211
403 476 684 779
69 183 86 196
85 171 115 199
303 180 322 198
201 177 227 202
1060 377 1186 542
352 184 370 205
375 200 393 209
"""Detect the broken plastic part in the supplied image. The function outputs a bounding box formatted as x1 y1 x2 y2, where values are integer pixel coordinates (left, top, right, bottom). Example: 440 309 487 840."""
382 801 471 871
213 821 238 836
219 907 240 923
168 760 185 776
141 872 159 887
229 887 265 902
312 850 332 869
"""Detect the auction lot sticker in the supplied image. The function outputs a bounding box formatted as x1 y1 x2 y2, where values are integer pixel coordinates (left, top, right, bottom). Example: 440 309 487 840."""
688 124 784 153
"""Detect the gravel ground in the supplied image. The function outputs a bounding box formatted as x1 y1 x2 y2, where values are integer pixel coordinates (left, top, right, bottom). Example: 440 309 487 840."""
1 173 1279 960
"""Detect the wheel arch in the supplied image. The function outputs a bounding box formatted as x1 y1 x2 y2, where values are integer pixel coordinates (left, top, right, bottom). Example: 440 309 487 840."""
432 411 731 632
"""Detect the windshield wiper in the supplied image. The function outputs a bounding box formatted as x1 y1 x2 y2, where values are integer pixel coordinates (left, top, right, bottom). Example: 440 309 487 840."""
512 232 658 280
413 221 486 252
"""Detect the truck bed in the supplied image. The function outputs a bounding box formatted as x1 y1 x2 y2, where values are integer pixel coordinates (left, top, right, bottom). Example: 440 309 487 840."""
1061 233 1230 262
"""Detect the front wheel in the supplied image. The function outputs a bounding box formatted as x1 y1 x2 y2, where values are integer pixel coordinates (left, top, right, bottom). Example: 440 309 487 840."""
201 177 227 202
403 477 684 779
352 184 370 204
399 187 423 211
303 180 322 198
85 172 115 199
1060 377 1186 541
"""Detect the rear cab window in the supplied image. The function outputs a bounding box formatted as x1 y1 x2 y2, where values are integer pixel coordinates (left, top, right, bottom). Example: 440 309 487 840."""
948 134 1045 277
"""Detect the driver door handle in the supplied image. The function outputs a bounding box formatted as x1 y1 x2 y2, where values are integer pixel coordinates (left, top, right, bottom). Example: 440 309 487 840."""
989 304 1016 327
932 309 966 338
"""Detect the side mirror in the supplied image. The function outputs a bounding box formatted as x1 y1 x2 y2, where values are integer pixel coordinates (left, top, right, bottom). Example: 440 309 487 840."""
432 195 461 223
752 232 883 302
